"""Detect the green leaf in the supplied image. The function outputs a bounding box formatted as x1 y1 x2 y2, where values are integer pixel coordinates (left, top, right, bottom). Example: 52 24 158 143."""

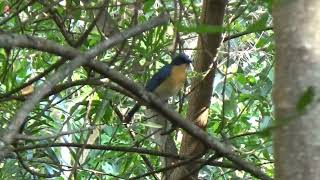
260 116 272 130
236 74 247 85
247 75 256 85
245 13 269 32
296 86 315 112
140 122 163 128
102 105 113 124
94 99 108 123
256 37 269 48
143 0 155 13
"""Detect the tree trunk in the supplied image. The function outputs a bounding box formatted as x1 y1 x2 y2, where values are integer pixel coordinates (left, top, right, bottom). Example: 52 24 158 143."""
273 1 320 179
169 0 227 179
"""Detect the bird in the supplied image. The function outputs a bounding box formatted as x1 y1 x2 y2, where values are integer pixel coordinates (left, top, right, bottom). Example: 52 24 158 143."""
124 53 192 124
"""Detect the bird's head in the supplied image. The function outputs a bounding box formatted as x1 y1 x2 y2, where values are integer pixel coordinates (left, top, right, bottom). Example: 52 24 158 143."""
171 53 192 65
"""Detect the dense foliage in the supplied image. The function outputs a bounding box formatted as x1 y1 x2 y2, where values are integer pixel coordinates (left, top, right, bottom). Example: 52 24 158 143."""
0 0 274 179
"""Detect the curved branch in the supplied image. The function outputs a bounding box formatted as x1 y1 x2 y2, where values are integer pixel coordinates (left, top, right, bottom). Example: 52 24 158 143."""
224 26 273 42
16 153 60 178
15 143 183 159
0 17 271 180
0 14 170 159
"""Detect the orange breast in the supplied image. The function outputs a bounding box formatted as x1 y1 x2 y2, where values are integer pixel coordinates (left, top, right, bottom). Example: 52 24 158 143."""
154 64 187 99
170 64 187 88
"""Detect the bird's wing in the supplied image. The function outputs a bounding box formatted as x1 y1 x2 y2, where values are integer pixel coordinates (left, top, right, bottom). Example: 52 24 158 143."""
145 64 172 92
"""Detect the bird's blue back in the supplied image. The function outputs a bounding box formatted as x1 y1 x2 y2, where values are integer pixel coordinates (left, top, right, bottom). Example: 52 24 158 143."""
145 64 172 92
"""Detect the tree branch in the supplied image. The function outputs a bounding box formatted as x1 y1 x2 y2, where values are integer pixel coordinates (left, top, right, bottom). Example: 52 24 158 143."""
0 14 170 160
0 16 271 179
15 143 183 159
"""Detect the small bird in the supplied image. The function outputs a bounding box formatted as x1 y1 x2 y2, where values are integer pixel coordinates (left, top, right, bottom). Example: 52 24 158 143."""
124 53 192 124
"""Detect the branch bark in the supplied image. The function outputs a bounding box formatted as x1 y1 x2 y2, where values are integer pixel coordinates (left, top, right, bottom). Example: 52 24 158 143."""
0 20 271 180
170 0 226 179
14 143 184 159
0 14 169 160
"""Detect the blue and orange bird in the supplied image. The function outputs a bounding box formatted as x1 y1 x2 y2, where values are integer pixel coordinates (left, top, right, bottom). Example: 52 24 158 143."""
124 53 192 123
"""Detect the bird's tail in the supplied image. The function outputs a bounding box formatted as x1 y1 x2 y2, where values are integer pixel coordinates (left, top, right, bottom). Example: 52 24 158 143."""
124 104 140 123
